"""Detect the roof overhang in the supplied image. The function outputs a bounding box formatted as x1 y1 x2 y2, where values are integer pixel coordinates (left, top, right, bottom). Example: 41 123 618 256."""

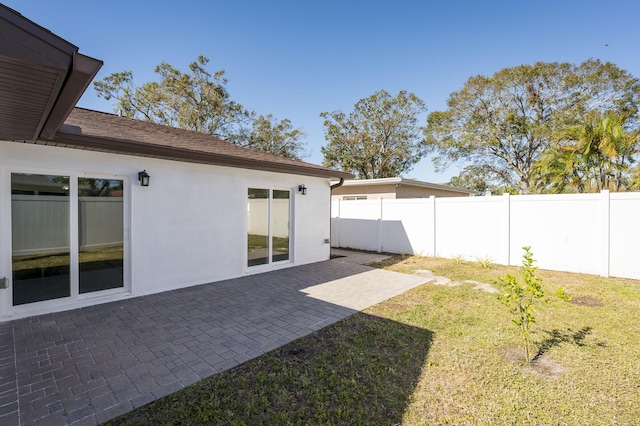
50 125 354 180
0 5 102 141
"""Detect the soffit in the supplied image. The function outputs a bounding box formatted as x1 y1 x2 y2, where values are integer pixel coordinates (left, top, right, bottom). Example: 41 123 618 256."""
0 5 101 141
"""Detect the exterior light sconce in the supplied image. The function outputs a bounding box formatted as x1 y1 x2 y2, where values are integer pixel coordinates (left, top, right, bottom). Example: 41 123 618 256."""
298 184 307 195
138 170 150 187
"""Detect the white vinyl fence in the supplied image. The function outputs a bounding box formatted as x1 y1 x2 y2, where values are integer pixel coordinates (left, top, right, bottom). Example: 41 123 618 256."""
331 191 640 280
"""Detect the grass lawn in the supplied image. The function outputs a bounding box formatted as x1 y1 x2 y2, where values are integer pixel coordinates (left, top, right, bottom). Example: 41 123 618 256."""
106 255 640 425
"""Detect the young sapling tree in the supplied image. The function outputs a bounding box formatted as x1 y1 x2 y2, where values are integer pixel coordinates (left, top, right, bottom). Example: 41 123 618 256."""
498 246 570 363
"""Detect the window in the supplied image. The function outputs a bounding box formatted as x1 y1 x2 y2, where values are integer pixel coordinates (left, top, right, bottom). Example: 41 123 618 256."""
247 188 290 267
343 195 367 201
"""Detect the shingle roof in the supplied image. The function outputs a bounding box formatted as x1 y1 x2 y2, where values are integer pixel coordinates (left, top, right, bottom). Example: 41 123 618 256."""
46 108 352 180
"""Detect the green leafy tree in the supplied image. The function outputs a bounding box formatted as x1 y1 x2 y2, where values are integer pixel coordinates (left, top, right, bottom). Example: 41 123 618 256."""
425 60 640 193
94 55 253 139
94 56 307 159
631 164 640 190
321 90 427 179
232 114 306 160
448 164 517 194
536 111 639 193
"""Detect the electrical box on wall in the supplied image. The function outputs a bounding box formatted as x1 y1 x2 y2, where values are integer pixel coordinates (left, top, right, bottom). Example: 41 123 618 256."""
0 277 8 289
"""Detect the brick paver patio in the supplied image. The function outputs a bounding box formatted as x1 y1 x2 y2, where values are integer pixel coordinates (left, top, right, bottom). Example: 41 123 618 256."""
0 254 425 425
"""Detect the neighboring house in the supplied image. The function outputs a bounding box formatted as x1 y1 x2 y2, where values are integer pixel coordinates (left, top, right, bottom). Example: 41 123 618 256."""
331 177 476 201
0 5 352 320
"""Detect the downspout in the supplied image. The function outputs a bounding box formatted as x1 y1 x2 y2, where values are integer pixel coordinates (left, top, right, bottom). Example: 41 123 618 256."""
330 178 345 190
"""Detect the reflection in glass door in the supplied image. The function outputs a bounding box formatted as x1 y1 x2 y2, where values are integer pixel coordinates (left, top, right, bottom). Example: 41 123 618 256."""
271 190 290 262
11 173 71 305
78 178 124 293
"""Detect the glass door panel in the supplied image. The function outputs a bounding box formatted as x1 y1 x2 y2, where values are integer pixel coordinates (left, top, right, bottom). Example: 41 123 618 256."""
272 190 290 262
247 188 270 266
78 178 124 293
11 173 71 305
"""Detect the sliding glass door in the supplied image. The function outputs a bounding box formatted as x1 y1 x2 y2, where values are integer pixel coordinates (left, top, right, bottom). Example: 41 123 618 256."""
247 188 290 267
11 173 125 307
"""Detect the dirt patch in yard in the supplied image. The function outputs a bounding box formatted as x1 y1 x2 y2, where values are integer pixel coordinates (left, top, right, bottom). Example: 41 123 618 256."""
569 295 604 307
527 355 567 379
504 349 567 380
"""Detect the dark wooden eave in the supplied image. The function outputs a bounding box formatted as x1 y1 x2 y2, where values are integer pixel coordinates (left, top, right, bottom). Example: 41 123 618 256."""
0 4 102 141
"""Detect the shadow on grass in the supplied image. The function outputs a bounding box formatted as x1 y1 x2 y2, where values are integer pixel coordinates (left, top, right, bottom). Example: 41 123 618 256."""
534 326 604 360
367 254 411 269
106 313 433 425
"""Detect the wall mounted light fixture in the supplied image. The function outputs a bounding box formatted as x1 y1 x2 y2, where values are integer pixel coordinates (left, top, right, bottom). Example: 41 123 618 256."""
138 170 150 187
298 184 307 195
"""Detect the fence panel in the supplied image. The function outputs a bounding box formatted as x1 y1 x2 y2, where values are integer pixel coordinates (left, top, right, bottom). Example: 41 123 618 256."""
435 196 506 263
609 193 640 279
332 200 381 251
510 193 601 275
381 198 434 255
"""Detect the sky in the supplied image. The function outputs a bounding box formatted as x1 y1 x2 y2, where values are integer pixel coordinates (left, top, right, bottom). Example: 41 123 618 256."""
5 0 640 183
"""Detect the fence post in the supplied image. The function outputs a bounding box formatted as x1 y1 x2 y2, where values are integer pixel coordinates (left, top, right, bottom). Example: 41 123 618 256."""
502 193 511 266
333 199 340 248
377 197 383 253
599 190 610 277
429 196 436 257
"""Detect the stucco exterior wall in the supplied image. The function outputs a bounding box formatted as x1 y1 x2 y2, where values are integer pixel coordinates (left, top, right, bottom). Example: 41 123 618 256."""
0 142 331 320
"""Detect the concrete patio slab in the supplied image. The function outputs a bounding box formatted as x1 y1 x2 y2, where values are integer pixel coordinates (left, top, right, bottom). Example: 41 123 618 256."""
0 255 425 425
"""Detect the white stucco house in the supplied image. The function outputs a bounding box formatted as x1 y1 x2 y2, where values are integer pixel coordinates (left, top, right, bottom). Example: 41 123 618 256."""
0 5 352 321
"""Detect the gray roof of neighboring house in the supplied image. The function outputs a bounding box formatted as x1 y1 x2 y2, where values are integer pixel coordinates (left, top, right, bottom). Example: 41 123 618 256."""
332 177 477 194
0 5 352 181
